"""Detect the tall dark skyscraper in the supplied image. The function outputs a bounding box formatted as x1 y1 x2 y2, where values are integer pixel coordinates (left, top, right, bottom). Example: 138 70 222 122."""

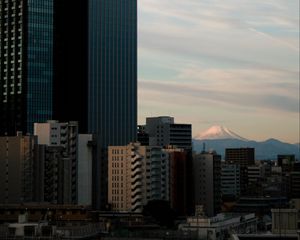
0 0 54 135
88 0 137 146
52 0 88 133
88 0 137 209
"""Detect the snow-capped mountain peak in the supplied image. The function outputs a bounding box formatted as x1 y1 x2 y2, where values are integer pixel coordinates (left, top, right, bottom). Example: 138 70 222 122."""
194 125 248 141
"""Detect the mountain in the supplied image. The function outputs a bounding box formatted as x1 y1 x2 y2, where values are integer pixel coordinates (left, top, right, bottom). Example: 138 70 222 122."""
193 126 300 160
194 125 248 141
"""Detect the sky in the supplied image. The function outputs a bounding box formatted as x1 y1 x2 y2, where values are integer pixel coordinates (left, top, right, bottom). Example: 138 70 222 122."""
137 0 300 144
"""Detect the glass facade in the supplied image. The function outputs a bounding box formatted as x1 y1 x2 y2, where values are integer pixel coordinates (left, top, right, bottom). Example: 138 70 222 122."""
88 0 137 147
0 0 53 135
0 0 25 135
26 0 53 133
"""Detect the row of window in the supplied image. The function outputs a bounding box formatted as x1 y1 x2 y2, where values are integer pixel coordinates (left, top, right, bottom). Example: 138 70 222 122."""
111 162 123 168
111 182 123 188
111 149 124 154
112 169 123 174
111 195 124 202
111 175 123 181
112 189 124 195
111 155 124 161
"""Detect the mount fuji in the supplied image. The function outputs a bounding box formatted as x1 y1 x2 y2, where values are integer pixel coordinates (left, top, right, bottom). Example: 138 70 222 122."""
194 125 248 141
193 125 300 160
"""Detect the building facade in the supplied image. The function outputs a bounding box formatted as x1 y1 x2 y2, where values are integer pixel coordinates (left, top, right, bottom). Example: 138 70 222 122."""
88 0 137 146
221 163 241 200
52 0 88 133
34 121 79 204
0 0 54 135
193 151 221 217
0 133 37 203
226 148 255 195
180 213 257 240
42 145 70 204
77 134 94 205
145 116 192 150
88 0 137 209
165 146 194 216
108 143 169 213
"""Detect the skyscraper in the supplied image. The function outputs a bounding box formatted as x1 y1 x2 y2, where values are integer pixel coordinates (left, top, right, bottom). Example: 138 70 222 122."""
88 0 137 146
88 0 137 209
0 0 54 135
53 0 88 133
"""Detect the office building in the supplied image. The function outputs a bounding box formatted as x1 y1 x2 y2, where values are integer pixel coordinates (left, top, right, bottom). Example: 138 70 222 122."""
0 0 54 135
221 163 241 200
53 0 88 133
145 116 192 149
277 154 295 169
88 0 138 209
247 164 267 196
0 0 90 135
290 171 300 198
34 121 79 203
193 151 221 217
0 133 38 203
165 146 194 216
247 165 266 183
226 148 255 194
88 0 137 146
137 125 149 146
225 148 255 167
108 143 169 213
42 145 71 204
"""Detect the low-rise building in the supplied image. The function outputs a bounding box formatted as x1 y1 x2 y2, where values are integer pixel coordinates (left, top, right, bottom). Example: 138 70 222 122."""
180 213 257 240
271 209 299 235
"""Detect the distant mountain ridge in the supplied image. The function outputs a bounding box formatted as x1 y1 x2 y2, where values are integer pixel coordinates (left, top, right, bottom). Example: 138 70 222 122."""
193 126 300 160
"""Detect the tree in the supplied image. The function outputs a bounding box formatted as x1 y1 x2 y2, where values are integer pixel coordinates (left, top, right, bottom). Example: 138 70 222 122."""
143 200 176 228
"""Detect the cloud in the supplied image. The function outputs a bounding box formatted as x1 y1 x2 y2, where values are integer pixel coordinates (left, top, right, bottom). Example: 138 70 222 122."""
138 0 300 143
139 0 299 68
139 80 299 114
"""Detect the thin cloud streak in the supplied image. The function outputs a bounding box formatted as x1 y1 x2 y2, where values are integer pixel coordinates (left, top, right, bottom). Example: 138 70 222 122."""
139 80 299 114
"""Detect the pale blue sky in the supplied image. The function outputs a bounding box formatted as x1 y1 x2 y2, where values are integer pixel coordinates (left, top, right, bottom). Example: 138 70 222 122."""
138 0 299 143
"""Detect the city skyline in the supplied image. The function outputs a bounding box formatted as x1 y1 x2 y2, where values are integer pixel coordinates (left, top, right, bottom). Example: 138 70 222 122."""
138 0 299 144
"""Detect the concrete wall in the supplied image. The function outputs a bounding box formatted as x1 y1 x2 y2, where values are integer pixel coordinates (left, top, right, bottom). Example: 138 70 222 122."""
77 134 93 205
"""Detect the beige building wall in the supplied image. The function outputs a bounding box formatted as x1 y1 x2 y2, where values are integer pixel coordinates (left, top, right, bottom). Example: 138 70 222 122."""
108 144 140 212
0 134 36 204
108 143 169 213
272 209 298 234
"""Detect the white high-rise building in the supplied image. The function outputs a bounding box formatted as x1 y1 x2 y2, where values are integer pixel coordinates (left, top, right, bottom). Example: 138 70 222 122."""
108 142 169 212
